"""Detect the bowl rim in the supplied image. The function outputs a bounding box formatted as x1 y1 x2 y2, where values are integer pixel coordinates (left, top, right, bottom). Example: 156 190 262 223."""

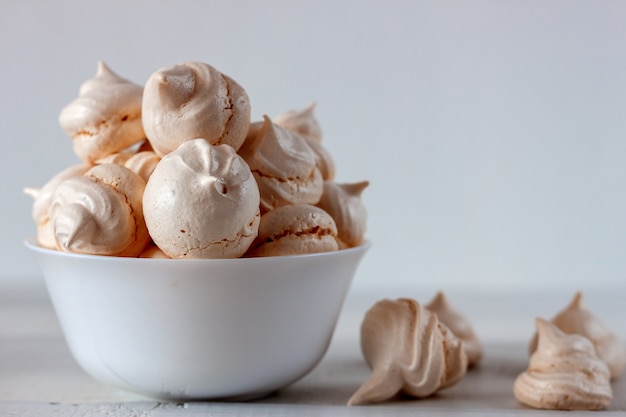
24 237 371 264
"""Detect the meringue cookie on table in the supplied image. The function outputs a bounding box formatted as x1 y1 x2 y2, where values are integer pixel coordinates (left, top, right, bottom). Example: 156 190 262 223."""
49 163 150 257
142 61 251 156
316 180 368 249
515 318 613 410
143 139 260 259
529 292 626 380
245 204 338 257
59 61 146 163
348 298 468 406
425 292 482 367
24 164 92 249
238 115 323 213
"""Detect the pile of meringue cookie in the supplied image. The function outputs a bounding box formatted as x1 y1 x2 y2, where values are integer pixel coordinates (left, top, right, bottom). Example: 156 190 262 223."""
349 291 625 411
25 61 368 259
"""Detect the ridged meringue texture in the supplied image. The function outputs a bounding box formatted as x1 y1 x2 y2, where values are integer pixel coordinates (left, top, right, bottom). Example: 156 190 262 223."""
425 292 483 367
316 180 368 249
59 61 146 163
245 204 338 257
274 102 322 143
348 298 468 406
24 164 92 249
514 318 613 410
238 115 323 213
142 61 251 156
143 139 260 259
49 164 150 257
274 103 335 180
529 292 626 380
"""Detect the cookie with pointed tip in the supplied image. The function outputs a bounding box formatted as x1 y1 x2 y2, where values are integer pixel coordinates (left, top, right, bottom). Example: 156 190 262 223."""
426 291 482 367
529 292 626 379
274 103 335 180
274 102 322 143
59 61 146 163
142 61 251 156
316 180 368 248
245 204 338 257
348 298 467 406
24 164 92 249
515 318 612 410
143 139 260 259
49 163 150 257
238 115 323 213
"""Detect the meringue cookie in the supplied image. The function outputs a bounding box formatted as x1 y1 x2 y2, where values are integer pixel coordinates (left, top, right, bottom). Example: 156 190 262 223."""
97 151 160 182
143 139 260 259
49 163 150 256
348 298 468 406
274 102 322 143
24 164 92 249
238 115 323 213
139 243 170 259
59 61 145 163
142 61 251 156
245 204 338 257
529 292 626 379
515 318 612 410
274 103 334 180
316 180 368 248
425 292 482 367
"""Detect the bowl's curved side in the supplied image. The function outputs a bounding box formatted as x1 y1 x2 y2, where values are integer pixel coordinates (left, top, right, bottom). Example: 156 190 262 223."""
25 239 370 400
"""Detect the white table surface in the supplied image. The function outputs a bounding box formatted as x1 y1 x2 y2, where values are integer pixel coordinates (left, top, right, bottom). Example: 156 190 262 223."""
1 281 624 416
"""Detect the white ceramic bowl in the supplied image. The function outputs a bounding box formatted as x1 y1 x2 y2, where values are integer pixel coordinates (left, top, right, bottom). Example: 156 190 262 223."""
25 238 369 400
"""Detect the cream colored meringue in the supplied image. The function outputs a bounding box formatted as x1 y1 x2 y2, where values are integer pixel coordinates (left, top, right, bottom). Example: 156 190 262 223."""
24 164 92 249
138 243 170 259
143 139 260 259
274 102 322 143
348 298 468 406
59 61 145 163
316 180 368 248
97 151 160 182
425 292 482 367
274 103 335 180
515 318 612 410
245 204 338 257
49 163 150 257
305 139 336 181
142 61 251 156
529 292 626 380
238 115 323 213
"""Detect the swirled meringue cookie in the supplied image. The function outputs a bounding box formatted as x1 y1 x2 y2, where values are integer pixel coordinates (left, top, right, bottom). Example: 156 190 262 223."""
274 102 322 143
143 139 260 259
59 61 145 163
348 298 468 406
49 163 150 257
515 318 612 410
238 115 323 213
24 164 92 249
425 292 482 367
142 61 251 156
316 180 368 248
529 292 626 379
274 104 335 180
245 204 338 257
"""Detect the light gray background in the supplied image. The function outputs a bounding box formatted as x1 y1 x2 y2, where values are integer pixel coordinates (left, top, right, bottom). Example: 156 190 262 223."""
2 1 625 293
